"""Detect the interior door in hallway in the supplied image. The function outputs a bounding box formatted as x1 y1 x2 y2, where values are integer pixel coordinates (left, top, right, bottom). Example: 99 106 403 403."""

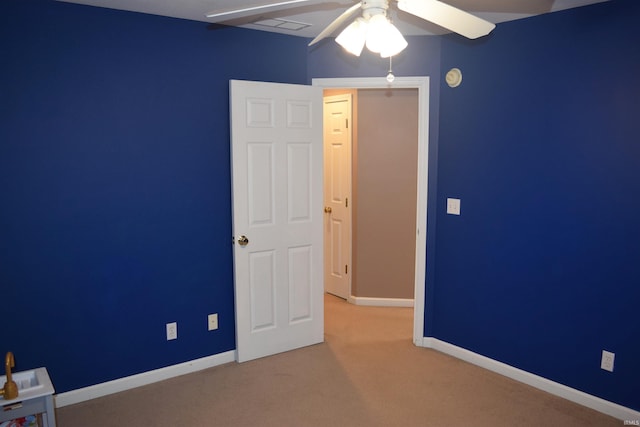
230 80 324 362
323 94 352 300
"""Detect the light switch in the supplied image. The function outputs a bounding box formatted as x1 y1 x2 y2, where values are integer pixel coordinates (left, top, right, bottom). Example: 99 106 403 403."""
447 198 461 215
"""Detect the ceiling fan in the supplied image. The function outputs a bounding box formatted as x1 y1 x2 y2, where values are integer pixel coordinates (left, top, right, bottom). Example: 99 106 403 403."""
206 0 495 57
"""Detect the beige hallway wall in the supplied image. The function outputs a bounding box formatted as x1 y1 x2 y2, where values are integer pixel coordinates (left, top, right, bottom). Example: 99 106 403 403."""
353 88 418 299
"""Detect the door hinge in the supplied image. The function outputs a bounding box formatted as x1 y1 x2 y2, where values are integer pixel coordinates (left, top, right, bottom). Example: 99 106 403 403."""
345 264 348 274
346 118 349 129
345 197 348 208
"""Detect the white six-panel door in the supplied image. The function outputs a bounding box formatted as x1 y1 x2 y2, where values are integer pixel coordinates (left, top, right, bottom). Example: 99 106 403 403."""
230 80 324 362
323 94 352 299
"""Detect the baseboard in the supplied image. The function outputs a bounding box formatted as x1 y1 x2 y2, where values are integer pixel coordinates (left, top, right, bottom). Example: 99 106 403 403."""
347 296 414 307
420 338 640 421
55 350 236 408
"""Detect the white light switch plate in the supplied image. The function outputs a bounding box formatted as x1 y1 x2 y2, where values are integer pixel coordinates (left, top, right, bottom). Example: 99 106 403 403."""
447 198 461 215
208 313 219 331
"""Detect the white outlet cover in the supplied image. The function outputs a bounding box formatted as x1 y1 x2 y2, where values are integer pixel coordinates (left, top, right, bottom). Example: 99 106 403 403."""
166 322 177 341
447 198 461 215
601 350 615 372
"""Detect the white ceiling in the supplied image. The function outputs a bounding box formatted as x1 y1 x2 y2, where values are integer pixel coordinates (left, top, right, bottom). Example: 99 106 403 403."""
57 0 610 39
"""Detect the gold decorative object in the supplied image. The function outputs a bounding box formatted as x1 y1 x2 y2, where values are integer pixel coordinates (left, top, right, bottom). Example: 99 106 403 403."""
1 352 18 400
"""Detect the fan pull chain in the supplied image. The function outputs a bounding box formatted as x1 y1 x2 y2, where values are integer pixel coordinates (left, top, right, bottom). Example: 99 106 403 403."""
386 55 395 83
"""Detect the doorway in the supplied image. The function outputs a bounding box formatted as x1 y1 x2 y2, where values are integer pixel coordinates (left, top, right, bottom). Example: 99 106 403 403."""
313 77 429 346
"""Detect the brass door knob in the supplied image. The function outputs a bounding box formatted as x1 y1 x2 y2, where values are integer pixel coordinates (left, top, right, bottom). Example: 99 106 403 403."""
237 235 249 246
324 207 332 213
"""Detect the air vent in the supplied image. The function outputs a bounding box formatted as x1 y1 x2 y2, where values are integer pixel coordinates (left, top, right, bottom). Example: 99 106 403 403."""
251 18 311 31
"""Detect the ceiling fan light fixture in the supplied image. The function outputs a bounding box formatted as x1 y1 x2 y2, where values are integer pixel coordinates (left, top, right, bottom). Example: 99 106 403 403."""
363 14 389 54
337 13 408 59
336 17 368 56
380 22 408 58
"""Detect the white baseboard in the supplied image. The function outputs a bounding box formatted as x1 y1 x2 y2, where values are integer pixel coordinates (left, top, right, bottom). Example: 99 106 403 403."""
55 350 236 408
419 337 640 421
347 296 414 307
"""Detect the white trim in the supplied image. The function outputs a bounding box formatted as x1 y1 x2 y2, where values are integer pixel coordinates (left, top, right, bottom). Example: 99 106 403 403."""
348 296 414 307
312 76 430 347
420 338 640 421
54 350 236 408
414 336 428 347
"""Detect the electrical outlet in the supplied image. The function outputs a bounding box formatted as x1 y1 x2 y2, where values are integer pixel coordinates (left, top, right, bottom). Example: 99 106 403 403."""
601 350 615 372
208 313 219 331
447 198 461 215
166 322 177 341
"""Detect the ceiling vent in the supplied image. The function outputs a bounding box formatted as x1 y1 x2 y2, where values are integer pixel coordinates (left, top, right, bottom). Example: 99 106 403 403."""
251 18 311 31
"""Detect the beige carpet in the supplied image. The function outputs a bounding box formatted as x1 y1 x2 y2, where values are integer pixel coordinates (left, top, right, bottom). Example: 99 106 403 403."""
56 294 619 426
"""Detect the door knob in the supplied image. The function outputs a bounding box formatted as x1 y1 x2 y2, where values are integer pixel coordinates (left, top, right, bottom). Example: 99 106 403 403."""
324 207 332 213
237 235 249 246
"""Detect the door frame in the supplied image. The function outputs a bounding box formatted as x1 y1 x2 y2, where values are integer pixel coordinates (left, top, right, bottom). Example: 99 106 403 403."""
312 77 429 345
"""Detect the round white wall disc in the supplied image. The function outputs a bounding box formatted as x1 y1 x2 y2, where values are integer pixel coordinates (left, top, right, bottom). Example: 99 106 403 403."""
446 68 462 88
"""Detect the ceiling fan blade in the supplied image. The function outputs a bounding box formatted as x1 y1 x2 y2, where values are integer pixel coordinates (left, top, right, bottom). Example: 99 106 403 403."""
206 0 313 21
308 2 362 46
397 0 495 39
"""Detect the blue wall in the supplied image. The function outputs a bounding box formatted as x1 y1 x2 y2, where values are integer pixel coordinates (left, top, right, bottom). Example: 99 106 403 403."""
435 0 639 410
1 0 308 392
2 0 638 413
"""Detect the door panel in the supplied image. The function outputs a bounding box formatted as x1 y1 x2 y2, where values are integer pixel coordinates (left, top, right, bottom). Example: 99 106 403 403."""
289 245 313 323
288 143 312 222
247 143 274 225
249 250 276 331
231 80 324 363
